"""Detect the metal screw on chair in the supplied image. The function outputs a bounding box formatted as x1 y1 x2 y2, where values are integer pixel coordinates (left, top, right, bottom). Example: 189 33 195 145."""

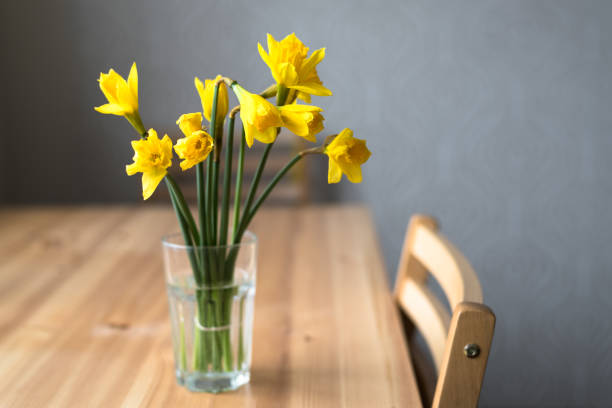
464 343 480 358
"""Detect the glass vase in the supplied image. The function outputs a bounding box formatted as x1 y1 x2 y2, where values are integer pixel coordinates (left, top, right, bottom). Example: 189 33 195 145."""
162 232 257 393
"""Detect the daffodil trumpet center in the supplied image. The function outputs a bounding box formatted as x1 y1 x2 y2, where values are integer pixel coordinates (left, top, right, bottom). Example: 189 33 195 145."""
150 152 162 165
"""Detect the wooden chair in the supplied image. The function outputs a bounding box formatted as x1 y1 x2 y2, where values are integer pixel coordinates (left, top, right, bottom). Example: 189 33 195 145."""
393 215 495 408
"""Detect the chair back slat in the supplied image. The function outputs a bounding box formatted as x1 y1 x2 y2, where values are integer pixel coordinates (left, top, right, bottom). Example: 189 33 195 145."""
411 224 483 309
395 215 439 287
396 279 450 369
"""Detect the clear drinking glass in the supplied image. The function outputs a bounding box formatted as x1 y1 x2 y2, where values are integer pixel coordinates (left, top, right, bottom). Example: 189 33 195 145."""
162 232 257 393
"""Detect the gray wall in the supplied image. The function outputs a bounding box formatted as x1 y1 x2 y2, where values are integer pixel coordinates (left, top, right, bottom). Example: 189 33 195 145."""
2 0 611 405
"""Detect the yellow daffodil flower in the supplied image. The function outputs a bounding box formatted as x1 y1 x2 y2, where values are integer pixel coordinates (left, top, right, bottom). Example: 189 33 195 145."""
176 112 203 136
232 84 282 147
324 128 371 184
258 33 332 102
126 129 173 200
174 130 214 171
174 112 214 170
94 62 145 135
278 104 324 142
195 75 229 124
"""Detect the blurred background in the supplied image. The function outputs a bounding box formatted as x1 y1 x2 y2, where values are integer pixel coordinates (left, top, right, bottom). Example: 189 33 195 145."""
2 0 611 406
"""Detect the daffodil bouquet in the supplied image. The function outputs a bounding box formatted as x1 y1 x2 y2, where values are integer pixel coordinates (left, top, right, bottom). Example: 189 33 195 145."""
95 33 371 389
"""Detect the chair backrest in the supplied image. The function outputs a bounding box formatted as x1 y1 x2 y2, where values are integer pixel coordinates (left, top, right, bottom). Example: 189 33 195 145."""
393 214 495 408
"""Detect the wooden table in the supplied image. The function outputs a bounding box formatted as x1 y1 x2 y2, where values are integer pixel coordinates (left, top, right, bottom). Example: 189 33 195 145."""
0 206 422 407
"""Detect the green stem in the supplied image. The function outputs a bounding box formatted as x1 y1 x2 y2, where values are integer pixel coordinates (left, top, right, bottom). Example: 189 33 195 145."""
212 123 223 244
165 175 200 246
125 112 146 136
204 167 221 283
237 294 246 368
211 163 219 243
197 163 207 244
207 295 223 371
196 162 210 283
235 142 273 243
219 115 235 248
205 158 213 245
192 314 201 369
165 179 202 286
240 154 303 238
208 83 222 245
276 84 288 106
179 316 187 370
232 127 246 242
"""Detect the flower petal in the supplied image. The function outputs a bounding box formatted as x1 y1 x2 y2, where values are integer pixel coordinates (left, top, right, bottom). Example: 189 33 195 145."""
214 74 229 122
141 168 167 200
176 112 203 136
277 62 298 86
289 82 332 96
116 78 137 114
328 159 342 184
244 122 256 148
128 62 138 100
296 91 311 103
254 125 277 145
98 69 123 104
327 128 353 149
266 33 278 56
338 161 363 183
194 76 206 117
196 75 229 123
179 160 193 171
258 42 271 67
161 134 173 152
300 48 326 76
147 128 160 142
279 110 309 136
278 104 322 113
126 162 140 176
94 103 127 115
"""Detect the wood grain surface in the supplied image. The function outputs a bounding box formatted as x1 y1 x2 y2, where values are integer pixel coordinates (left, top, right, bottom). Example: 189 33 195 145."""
0 206 422 407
